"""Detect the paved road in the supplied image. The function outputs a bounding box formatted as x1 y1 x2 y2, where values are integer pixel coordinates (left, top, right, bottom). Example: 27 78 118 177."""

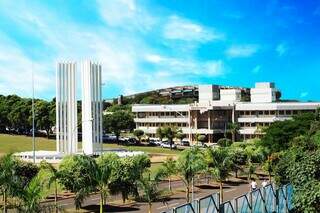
52 178 260 212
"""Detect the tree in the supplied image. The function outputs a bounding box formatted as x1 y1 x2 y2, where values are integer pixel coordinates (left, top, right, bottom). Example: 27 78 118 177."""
227 123 239 142
138 172 160 213
39 161 60 212
160 126 182 150
276 149 320 212
244 144 265 180
8 99 32 134
34 100 54 137
0 153 19 212
196 134 207 145
109 154 151 203
175 148 206 202
103 110 135 143
133 129 144 143
58 155 97 210
205 147 232 203
95 153 120 213
156 127 165 141
159 157 176 191
229 146 246 178
0 96 10 133
217 138 233 147
261 112 315 153
18 170 48 213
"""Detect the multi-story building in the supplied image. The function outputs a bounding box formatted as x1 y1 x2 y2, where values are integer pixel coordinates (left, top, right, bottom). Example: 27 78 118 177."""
132 82 320 143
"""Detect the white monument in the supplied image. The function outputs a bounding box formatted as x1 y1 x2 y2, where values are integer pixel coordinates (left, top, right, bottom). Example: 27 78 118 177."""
55 60 103 155
56 62 78 154
15 60 142 162
81 61 103 155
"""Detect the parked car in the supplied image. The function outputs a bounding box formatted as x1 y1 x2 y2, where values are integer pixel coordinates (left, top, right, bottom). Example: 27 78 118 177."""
191 142 205 148
160 142 177 149
181 141 190 146
181 139 190 146
102 134 117 143
148 139 157 146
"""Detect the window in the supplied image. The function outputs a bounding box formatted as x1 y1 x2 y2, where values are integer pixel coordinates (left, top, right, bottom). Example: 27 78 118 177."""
279 110 285 115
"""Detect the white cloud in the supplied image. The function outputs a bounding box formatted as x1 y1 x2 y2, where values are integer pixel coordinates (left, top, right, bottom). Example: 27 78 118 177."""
163 15 223 42
225 44 259 58
96 0 157 32
300 92 308 98
276 43 288 56
145 54 164 63
144 53 225 77
252 65 261 74
0 1 227 98
0 34 54 98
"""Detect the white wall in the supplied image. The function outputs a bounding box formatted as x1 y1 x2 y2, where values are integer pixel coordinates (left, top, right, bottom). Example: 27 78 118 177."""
198 85 220 103
220 89 241 102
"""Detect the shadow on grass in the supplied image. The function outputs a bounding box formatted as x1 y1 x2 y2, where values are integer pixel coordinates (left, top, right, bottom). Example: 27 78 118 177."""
196 184 231 190
81 204 139 212
224 180 248 186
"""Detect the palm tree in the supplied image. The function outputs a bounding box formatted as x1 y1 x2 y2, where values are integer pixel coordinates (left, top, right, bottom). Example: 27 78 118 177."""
0 153 19 213
39 161 60 213
176 148 206 202
244 144 265 180
156 127 165 141
228 123 240 142
205 147 232 203
159 157 176 192
19 171 47 213
161 126 182 150
95 153 119 213
138 173 160 213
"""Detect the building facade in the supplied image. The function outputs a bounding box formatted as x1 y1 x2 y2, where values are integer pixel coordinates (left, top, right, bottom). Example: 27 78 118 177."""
81 61 103 155
56 62 78 154
132 82 320 143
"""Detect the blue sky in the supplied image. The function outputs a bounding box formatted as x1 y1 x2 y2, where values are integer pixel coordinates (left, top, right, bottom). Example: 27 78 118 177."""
0 0 319 101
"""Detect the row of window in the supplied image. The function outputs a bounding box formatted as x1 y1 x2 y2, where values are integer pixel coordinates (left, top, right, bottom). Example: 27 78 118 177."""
239 122 271 127
137 122 188 127
136 111 188 118
238 109 316 116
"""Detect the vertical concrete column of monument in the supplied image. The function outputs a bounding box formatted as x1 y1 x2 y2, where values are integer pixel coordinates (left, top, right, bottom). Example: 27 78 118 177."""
56 62 78 154
81 61 103 155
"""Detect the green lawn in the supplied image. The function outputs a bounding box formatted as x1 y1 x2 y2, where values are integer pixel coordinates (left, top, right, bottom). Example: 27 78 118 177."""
0 134 181 155
0 134 56 154
103 143 181 155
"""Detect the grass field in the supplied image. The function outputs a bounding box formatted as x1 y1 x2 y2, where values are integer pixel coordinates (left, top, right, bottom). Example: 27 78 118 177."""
0 134 180 155
0 134 56 154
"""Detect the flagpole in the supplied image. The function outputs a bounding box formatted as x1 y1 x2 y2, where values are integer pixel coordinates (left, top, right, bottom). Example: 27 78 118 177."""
32 64 35 163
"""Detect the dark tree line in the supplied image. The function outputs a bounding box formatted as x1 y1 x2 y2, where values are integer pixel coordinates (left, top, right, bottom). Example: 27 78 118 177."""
0 94 136 139
0 95 55 137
